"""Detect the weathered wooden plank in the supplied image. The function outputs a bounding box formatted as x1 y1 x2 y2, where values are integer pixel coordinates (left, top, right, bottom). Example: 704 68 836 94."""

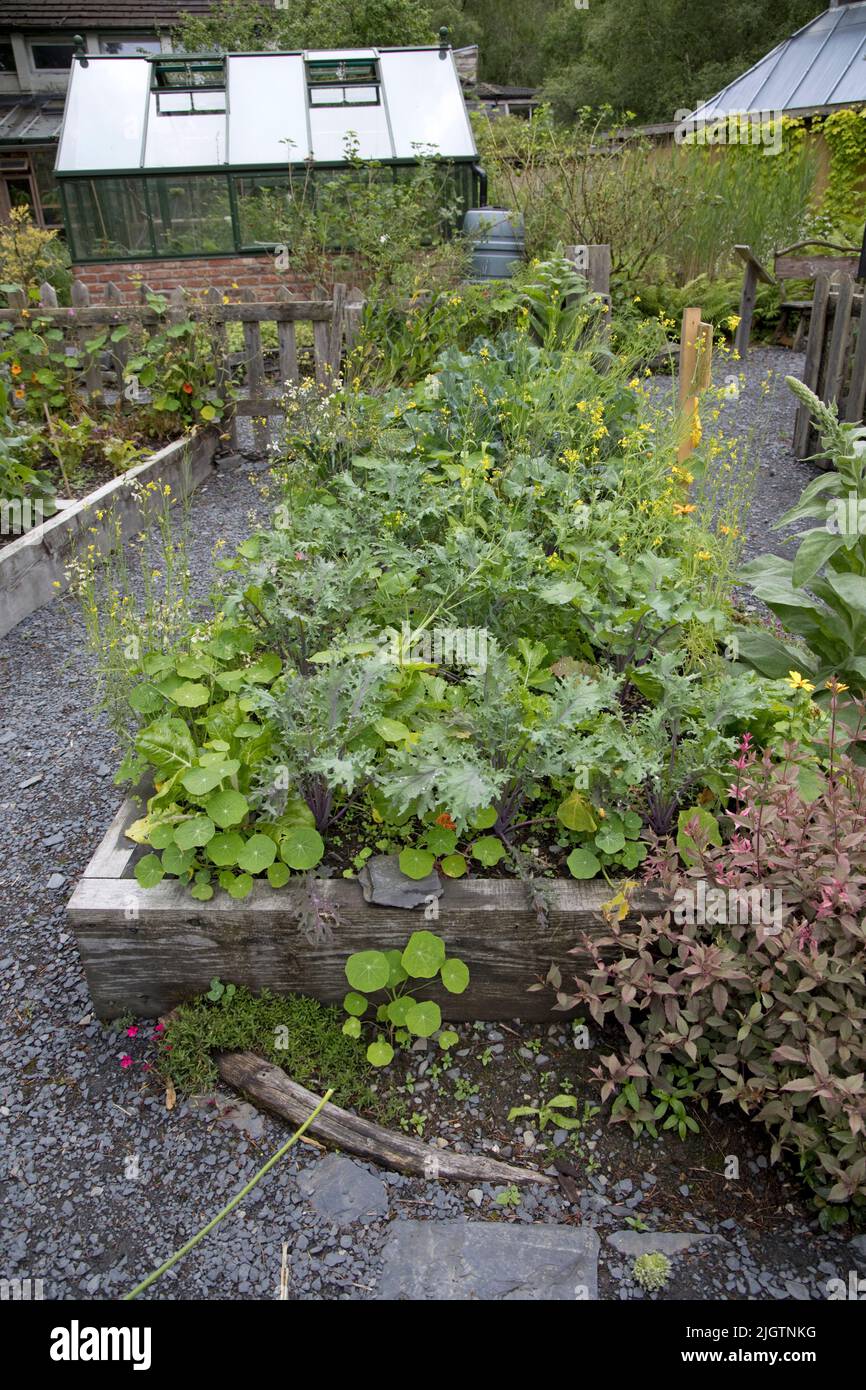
845 305 866 424
823 275 855 410
734 244 775 285
327 282 347 378
276 287 299 386
217 1052 553 1185
793 274 830 460
67 789 668 1019
677 305 703 462
0 301 334 326
240 288 268 454
71 279 103 401
774 254 858 281
312 286 331 385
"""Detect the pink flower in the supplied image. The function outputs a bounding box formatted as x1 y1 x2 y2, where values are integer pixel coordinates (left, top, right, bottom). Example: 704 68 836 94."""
152 1022 165 1035
120 1054 134 1069
126 1025 139 1037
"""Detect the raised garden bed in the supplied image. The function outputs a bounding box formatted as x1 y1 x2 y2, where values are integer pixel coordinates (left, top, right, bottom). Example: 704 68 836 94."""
67 790 666 1021
0 427 219 638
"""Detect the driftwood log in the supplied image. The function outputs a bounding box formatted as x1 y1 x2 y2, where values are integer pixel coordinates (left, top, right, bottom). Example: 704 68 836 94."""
217 1051 553 1187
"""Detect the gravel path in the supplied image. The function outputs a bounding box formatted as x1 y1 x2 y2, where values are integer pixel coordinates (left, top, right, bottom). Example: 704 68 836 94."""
0 377 860 1303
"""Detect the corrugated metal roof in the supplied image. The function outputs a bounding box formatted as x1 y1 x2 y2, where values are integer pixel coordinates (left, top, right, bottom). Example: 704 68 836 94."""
693 2 866 118
0 2 217 29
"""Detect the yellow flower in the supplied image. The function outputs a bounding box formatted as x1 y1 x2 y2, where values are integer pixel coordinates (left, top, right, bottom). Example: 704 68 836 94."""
672 503 696 516
787 670 815 692
695 549 711 561
826 678 848 692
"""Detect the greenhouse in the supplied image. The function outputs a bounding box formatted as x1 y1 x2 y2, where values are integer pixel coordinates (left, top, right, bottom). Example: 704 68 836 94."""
54 44 483 262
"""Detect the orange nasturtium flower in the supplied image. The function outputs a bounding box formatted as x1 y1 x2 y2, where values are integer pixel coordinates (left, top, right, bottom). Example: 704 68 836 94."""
435 812 457 831
181 382 194 394
10 362 22 376
14 387 25 399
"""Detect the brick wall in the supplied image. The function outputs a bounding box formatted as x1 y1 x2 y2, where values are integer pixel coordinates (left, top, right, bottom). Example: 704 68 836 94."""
72 254 311 301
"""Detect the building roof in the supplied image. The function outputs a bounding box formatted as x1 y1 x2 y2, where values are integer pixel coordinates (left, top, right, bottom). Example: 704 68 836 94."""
56 47 477 173
692 2 866 119
0 2 217 30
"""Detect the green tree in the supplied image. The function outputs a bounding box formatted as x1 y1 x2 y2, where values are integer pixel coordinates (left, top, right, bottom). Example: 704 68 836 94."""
174 0 436 52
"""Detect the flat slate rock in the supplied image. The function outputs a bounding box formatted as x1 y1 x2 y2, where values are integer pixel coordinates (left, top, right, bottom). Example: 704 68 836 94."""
296 1154 388 1227
358 854 442 909
376 1220 599 1300
607 1231 726 1257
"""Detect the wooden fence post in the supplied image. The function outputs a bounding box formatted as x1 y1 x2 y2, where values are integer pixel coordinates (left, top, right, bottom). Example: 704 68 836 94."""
240 286 268 456
793 275 830 460
677 307 712 462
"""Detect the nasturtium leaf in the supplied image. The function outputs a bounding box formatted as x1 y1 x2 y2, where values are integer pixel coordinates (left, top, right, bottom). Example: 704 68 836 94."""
267 861 290 889
401 930 446 979
386 996 418 1026
161 844 195 877
136 718 196 776
440 853 467 878
438 1030 459 1050
245 653 282 684
384 949 408 988
190 882 214 901
398 846 436 880
566 847 602 879
171 681 210 708
142 652 174 677
174 815 216 851
181 764 231 797
237 834 277 874
376 1004 389 1023
620 840 648 870
175 655 212 679
557 792 597 833
595 829 626 855
135 854 164 889
232 722 262 740
623 811 643 838
470 806 497 830
366 1038 394 1067
280 825 324 870
345 950 390 993
471 835 505 868
206 788 249 829
425 825 457 855
440 957 470 994
226 872 253 899
405 1000 441 1038
343 991 368 1017
207 831 244 867
128 683 164 714
147 821 177 851
342 1016 362 1038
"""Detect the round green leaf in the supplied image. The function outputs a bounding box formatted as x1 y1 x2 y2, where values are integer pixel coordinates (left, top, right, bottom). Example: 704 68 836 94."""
128 683 163 714
206 789 249 829
190 882 214 901
440 853 467 878
438 1029 460 1050
386 995 418 1026
471 835 505 868
207 831 244 867
226 872 253 899
425 825 457 855
405 1000 442 1038
440 957 470 994
181 764 231 797
398 846 436 880
345 950 390 993
174 815 216 851
384 948 408 988
148 821 176 851
161 844 195 877
343 991 368 1017
267 860 290 889
566 847 602 880
342 1016 362 1038
401 929 446 979
595 829 626 855
366 1037 394 1067
471 806 497 829
135 853 164 889
280 825 325 870
172 681 210 708
237 833 277 874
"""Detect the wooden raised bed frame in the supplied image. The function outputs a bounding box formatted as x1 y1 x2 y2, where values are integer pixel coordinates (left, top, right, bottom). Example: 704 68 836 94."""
68 794 665 1021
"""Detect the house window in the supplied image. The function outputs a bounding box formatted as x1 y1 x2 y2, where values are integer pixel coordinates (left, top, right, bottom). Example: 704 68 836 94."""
30 42 76 71
152 59 226 113
306 58 379 107
0 38 16 75
99 36 163 57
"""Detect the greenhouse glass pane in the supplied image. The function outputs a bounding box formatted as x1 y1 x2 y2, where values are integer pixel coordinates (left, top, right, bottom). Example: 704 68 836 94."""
310 103 391 161
235 174 292 248
227 55 309 165
150 174 233 254
56 59 151 172
63 177 152 258
379 51 475 159
144 94 227 167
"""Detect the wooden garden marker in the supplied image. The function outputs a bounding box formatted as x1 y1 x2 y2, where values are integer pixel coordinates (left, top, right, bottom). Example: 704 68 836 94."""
677 307 713 462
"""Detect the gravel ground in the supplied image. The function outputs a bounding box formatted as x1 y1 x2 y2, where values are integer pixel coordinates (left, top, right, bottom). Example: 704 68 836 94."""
0 364 861 1302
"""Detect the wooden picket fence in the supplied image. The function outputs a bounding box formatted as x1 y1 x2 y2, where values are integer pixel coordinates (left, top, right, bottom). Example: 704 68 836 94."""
677 306 713 462
794 274 866 461
0 279 366 452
